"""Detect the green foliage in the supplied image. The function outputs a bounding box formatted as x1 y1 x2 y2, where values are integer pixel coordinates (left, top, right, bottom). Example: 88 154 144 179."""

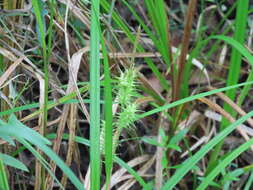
89 0 101 188
142 128 188 152
137 80 253 120
0 115 84 190
0 153 29 172
101 67 139 154
0 158 9 190
1 0 252 189
162 110 253 190
47 133 151 189
101 36 114 190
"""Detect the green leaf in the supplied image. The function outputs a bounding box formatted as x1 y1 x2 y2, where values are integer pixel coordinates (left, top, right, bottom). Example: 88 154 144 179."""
162 152 168 169
198 177 221 188
137 80 253 120
0 116 84 190
0 158 9 190
0 134 15 146
101 35 113 189
197 137 253 190
0 153 28 172
169 128 188 145
166 144 182 152
161 110 253 190
222 169 244 183
142 137 163 147
47 133 150 189
90 0 101 189
8 114 51 145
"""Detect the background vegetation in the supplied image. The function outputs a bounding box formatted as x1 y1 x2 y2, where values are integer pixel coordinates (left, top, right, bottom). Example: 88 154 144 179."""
1 0 253 189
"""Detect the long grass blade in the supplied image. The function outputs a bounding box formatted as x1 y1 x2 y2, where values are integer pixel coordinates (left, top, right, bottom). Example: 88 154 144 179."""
137 80 253 120
197 137 253 190
101 36 113 189
161 110 253 190
47 133 150 189
31 0 49 188
90 0 101 189
0 116 84 190
207 1 250 169
100 0 169 91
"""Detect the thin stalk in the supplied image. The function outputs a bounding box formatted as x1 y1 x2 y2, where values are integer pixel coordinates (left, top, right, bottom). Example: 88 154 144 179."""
60 104 77 188
173 0 197 102
169 0 197 165
31 0 49 188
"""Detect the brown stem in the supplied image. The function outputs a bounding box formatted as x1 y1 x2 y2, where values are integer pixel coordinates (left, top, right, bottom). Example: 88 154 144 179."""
173 0 198 102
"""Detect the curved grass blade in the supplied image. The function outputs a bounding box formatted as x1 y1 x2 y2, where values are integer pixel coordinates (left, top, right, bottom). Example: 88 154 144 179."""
161 110 253 190
17 138 64 190
207 32 252 173
100 0 169 91
113 156 152 190
137 80 253 120
244 171 253 190
0 85 89 118
196 137 253 190
0 117 84 190
0 153 29 172
209 35 253 107
47 133 150 189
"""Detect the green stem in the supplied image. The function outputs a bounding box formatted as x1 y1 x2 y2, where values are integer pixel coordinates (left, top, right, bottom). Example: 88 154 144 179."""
206 0 249 175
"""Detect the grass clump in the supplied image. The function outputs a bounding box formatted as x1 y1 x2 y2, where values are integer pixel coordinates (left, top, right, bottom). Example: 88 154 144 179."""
1 0 253 190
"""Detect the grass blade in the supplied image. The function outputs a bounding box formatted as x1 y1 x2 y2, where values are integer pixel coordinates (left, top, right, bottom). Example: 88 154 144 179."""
0 117 84 190
0 153 29 172
137 34 253 120
101 36 113 189
31 0 49 188
47 133 150 189
0 158 9 190
137 80 253 120
161 110 253 190
197 137 253 190
90 0 101 189
223 0 249 111
100 0 169 91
